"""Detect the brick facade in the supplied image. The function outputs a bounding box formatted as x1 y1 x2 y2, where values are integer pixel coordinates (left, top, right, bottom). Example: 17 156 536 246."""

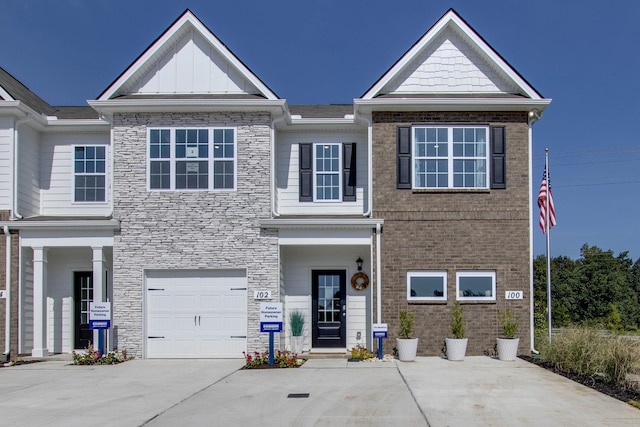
0 210 20 361
372 111 531 356
111 112 278 358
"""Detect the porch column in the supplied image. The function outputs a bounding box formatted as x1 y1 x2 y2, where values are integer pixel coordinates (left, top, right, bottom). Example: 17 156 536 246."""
91 247 105 349
32 247 48 357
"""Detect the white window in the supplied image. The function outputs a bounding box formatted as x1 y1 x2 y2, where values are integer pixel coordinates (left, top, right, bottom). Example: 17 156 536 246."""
314 143 341 201
148 128 236 191
456 271 496 301
407 271 447 301
413 126 488 189
74 146 106 202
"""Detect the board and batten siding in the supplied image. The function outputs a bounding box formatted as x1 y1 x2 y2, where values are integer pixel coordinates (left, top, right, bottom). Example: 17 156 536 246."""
0 118 13 210
129 29 259 96
40 132 111 217
276 131 369 215
17 125 40 217
280 245 372 350
46 248 93 353
111 112 278 358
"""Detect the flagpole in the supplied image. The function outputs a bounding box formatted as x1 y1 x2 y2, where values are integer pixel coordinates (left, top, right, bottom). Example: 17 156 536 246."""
545 148 553 343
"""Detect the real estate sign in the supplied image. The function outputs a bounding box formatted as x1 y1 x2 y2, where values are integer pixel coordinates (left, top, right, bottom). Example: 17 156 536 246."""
89 302 111 330
260 302 283 332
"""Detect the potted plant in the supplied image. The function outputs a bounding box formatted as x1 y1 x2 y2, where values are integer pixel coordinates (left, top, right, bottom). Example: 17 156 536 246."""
396 310 418 361
445 302 468 361
496 307 520 361
289 310 305 354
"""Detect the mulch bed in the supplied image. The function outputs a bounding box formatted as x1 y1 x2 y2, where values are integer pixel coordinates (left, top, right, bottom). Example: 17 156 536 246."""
519 355 640 405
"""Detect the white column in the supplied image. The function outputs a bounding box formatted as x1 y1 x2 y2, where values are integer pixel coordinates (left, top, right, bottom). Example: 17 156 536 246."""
92 247 105 348
32 247 48 357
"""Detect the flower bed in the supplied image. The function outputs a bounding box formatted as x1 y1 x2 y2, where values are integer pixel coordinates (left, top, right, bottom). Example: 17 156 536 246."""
72 343 133 365
242 350 305 369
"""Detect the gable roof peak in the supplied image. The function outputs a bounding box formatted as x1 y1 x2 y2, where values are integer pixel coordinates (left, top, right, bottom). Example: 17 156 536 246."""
360 8 544 101
97 9 278 101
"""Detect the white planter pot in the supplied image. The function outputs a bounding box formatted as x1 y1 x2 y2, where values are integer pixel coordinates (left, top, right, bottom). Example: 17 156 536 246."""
292 336 304 354
496 337 519 361
445 338 468 361
396 338 419 361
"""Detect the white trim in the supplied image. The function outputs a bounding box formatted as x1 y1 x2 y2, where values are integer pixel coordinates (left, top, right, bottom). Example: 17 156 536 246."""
0 85 15 101
407 271 448 301
456 271 496 301
98 11 278 101
260 218 383 229
0 220 119 230
147 127 237 192
313 142 342 202
354 98 551 114
71 144 109 204
362 10 542 100
412 125 489 190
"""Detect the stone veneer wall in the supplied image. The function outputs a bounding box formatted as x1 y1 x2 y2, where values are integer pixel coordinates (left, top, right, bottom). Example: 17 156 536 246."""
0 210 20 360
372 111 531 356
111 112 278 358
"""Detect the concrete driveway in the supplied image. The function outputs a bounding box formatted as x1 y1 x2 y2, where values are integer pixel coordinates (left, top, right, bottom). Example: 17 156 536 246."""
1 356 639 426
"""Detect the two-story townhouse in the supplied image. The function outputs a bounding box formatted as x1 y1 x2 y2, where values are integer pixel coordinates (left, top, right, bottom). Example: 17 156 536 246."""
0 67 116 360
1 8 548 360
356 10 550 355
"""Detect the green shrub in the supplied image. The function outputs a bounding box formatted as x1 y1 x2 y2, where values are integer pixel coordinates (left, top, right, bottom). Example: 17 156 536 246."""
350 344 372 360
450 302 466 339
398 310 414 339
289 310 305 336
498 308 519 339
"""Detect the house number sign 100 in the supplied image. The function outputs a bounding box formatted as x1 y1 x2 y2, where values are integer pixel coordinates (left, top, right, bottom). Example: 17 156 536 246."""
254 290 272 300
505 291 523 300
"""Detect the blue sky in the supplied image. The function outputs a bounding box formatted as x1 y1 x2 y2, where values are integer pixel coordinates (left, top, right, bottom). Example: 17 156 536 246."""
2 0 639 261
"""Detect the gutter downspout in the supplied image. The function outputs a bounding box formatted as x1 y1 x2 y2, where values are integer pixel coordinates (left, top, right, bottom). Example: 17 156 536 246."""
270 114 287 218
12 118 30 220
528 111 541 354
376 223 382 323
3 226 10 362
355 113 373 217
108 120 115 217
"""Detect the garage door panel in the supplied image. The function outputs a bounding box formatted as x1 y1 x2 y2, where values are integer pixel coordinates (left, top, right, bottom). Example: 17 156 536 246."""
146 270 247 359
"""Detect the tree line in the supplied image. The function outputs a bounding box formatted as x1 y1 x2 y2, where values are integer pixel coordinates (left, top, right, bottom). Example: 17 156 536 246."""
534 244 640 331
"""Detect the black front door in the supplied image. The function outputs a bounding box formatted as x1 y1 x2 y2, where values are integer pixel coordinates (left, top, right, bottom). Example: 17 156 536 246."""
74 272 93 349
312 270 346 348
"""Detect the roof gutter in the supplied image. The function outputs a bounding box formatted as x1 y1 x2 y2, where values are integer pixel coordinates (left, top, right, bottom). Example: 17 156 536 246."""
354 97 551 113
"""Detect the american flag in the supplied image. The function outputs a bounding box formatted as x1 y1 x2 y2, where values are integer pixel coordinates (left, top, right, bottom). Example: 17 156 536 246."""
538 166 556 233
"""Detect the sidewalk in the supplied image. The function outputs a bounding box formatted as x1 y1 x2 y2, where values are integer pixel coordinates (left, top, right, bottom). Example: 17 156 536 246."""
1 356 639 426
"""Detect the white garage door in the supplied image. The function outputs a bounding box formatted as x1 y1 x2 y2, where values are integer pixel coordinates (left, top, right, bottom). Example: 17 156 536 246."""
146 270 247 359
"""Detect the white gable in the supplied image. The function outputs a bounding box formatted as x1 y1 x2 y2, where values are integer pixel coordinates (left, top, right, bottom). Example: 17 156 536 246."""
126 29 260 96
381 26 519 95
99 10 277 100
363 10 542 100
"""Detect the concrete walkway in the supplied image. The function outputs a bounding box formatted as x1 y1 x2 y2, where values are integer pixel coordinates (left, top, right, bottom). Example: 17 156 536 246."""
1 356 639 426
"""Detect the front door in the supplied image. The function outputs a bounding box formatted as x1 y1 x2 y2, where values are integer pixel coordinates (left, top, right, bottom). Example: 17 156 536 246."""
312 270 346 348
74 272 93 349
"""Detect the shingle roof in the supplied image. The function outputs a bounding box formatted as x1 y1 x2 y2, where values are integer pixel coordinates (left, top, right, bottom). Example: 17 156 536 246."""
0 66 55 115
50 106 100 119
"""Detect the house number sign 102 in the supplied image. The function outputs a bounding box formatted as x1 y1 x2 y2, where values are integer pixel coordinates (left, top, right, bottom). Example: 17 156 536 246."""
505 291 523 300
254 290 272 300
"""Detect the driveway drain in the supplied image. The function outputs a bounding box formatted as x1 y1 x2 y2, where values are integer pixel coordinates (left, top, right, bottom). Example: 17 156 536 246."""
287 393 310 398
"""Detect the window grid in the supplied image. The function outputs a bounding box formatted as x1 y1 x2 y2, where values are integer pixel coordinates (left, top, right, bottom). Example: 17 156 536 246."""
317 274 341 322
413 126 488 189
74 146 106 202
314 143 341 201
148 128 236 191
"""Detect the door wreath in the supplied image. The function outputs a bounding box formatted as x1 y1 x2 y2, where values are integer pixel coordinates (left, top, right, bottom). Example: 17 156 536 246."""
350 272 369 290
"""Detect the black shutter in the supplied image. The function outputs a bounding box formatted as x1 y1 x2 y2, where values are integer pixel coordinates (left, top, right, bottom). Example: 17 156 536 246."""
343 143 357 201
397 126 411 189
490 126 506 189
299 143 313 201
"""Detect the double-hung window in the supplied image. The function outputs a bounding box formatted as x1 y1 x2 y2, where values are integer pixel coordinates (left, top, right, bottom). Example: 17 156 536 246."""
148 128 236 191
74 146 106 202
413 126 488 189
456 271 496 301
299 142 357 202
407 271 447 301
